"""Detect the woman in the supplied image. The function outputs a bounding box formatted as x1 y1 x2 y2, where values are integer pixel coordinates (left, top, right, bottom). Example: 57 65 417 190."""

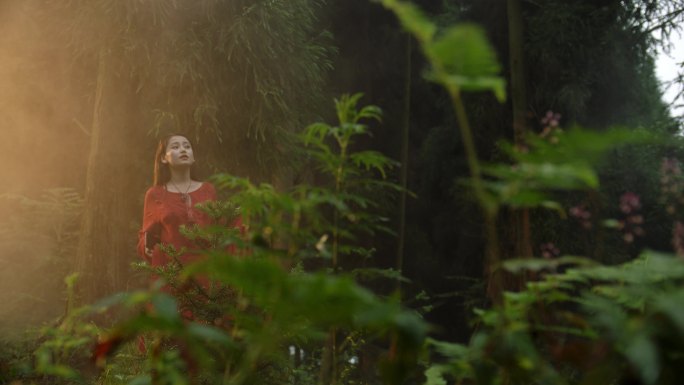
137 134 217 268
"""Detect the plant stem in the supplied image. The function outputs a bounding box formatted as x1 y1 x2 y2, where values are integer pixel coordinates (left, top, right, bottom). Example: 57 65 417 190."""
449 86 502 303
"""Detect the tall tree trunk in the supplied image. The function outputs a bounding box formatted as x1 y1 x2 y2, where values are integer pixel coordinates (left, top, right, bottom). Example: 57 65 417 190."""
395 33 411 295
386 31 413 379
74 49 139 305
504 0 533 293
508 0 528 146
74 48 108 304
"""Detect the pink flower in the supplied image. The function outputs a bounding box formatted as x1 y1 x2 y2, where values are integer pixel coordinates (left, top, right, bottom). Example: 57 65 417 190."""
541 110 562 128
617 192 644 244
540 242 560 259
661 158 681 175
569 203 592 229
619 192 641 213
660 157 684 219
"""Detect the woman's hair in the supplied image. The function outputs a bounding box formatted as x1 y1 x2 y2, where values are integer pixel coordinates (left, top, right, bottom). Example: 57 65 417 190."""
153 133 196 186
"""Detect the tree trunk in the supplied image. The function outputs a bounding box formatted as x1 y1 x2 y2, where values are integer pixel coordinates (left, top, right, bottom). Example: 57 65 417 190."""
508 0 527 146
74 49 140 305
395 33 411 295
503 0 533 294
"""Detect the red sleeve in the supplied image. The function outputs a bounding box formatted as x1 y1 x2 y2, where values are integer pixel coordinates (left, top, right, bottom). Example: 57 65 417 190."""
205 182 217 201
137 187 160 260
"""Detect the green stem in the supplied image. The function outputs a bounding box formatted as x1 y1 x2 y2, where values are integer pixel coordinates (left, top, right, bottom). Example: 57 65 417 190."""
332 140 347 271
449 87 494 215
449 86 501 303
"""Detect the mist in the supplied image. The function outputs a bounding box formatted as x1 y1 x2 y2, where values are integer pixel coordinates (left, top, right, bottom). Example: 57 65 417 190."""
0 0 329 334
0 2 90 334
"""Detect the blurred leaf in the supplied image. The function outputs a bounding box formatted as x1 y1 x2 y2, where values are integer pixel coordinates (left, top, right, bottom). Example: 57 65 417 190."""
444 75 506 102
483 161 598 210
486 162 599 189
350 267 411 283
425 24 505 100
380 0 436 43
625 332 659 385
428 338 469 358
129 375 152 385
151 293 180 321
654 290 684 334
186 323 234 346
357 105 383 122
350 151 398 178
602 219 621 228
510 127 660 165
503 256 596 273
427 24 500 75
425 364 449 385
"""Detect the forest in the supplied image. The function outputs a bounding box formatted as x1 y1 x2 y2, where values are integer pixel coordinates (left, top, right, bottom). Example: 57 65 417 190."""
1 0 684 384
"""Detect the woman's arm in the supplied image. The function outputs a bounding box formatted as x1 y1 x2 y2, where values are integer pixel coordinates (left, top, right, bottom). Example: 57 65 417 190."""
137 188 161 260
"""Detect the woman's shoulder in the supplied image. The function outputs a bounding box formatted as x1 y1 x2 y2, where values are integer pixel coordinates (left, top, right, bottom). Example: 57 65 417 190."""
144 185 165 199
200 181 216 192
198 181 217 198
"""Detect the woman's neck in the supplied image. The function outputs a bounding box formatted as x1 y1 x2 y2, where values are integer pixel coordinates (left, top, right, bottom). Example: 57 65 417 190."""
168 168 192 185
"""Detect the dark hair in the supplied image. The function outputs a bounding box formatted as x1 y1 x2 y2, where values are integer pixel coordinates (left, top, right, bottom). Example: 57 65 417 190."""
153 133 196 186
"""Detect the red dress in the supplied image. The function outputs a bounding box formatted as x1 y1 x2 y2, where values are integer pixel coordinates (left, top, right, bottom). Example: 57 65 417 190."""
137 182 217 267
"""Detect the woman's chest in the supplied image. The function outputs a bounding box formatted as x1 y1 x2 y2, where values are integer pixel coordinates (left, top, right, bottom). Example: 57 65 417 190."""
155 192 212 227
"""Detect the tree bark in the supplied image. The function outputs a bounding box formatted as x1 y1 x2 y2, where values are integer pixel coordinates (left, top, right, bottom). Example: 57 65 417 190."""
505 0 533 293
396 33 411 295
74 49 140 305
74 48 108 304
508 0 527 146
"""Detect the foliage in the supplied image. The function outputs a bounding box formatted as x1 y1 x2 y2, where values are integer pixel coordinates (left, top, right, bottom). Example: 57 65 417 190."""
381 2 684 385
50 0 332 151
423 251 684 385
32 273 102 383
483 127 659 210
0 188 83 334
27 96 427 385
39 0 334 308
0 188 83 259
5 1 684 385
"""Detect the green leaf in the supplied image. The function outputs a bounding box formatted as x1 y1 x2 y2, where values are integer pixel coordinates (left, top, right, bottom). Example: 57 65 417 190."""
423 24 505 100
335 93 365 124
427 338 469 358
151 293 180 321
484 161 599 193
428 24 499 76
513 127 659 165
129 375 152 385
350 267 411 283
303 122 331 145
64 272 79 289
380 0 436 44
424 364 450 385
186 323 234 346
503 256 596 274
602 219 621 228
357 105 383 122
350 151 397 178
444 75 506 102
625 333 660 385
654 290 684 335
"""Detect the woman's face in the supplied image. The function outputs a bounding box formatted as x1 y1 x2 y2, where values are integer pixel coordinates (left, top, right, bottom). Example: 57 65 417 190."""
161 135 195 167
